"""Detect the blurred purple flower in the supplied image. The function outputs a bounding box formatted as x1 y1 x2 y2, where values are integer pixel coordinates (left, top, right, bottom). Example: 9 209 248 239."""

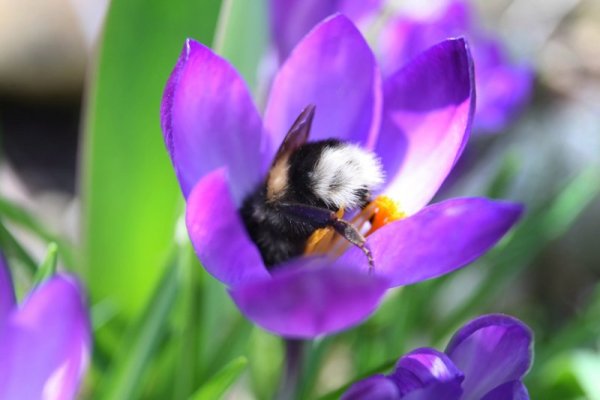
270 0 533 133
0 254 90 399
342 314 533 400
161 15 522 338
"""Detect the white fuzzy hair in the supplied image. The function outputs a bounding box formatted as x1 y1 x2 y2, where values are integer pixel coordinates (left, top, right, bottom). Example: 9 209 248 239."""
310 144 384 209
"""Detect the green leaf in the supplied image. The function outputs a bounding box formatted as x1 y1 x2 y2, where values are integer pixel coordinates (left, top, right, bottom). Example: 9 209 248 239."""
96 253 181 400
297 338 332 400
173 242 203 400
194 250 252 383
540 168 600 237
486 152 520 199
248 330 283 400
530 352 586 400
80 0 222 316
0 219 37 275
189 357 248 400
571 351 600 399
534 286 600 369
0 195 75 268
199 313 253 383
33 242 58 286
213 0 268 93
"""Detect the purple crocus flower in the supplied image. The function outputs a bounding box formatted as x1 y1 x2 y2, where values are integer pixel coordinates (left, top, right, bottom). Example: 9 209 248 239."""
342 314 533 400
0 254 91 399
161 15 523 338
270 0 533 133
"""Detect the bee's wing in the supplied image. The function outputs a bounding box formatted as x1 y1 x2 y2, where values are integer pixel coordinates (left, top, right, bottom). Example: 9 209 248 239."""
271 104 315 166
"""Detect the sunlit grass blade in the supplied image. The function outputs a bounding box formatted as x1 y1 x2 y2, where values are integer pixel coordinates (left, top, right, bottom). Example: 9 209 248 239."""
81 0 222 317
33 242 58 286
189 356 248 400
96 255 180 400
0 219 37 275
213 0 268 93
297 338 332 400
534 286 600 370
530 349 600 399
194 263 251 383
248 331 283 400
0 195 75 267
200 313 253 382
540 169 600 237
568 351 600 399
486 152 520 199
173 242 203 400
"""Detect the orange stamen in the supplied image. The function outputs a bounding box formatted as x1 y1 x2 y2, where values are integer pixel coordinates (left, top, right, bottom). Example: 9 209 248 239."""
368 195 405 235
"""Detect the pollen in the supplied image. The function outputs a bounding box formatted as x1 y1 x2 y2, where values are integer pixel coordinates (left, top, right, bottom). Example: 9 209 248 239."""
368 195 405 234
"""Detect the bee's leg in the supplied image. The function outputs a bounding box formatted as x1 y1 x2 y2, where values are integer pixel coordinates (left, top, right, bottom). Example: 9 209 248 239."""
279 203 374 270
329 218 374 270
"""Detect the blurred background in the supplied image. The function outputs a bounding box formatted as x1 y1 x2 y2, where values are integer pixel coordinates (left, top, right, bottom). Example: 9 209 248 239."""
0 0 599 398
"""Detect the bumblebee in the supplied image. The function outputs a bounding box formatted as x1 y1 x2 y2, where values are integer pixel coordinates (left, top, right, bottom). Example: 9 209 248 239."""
240 105 384 268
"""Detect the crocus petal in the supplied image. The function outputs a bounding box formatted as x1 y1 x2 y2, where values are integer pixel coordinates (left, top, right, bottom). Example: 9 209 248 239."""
402 384 462 400
342 375 399 400
391 348 463 400
377 38 475 215
264 14 382 156
0 276 90 400
445 315 533 400
394 348 463 386
377 0 532 134
481 381 529 400
161 38 264 203
229 258 389 338
269 0 336 62
339 198 523 287
186 168 270 287
269 0 383 62
0 254 15 325
377 1 472 76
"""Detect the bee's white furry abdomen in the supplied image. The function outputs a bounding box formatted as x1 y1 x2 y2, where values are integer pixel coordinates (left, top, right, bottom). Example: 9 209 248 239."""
310 144 384 209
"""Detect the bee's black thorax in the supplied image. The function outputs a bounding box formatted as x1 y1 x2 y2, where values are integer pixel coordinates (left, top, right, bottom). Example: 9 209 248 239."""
240 185 323 268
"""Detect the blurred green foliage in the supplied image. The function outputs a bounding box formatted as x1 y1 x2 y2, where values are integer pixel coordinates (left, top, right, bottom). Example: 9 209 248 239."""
33 242 58 287
190 356 248 400
80 0 221 318
213 0 269 93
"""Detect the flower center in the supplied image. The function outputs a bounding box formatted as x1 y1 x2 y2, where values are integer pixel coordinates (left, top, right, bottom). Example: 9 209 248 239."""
304 195 405 258
367 195 406 235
